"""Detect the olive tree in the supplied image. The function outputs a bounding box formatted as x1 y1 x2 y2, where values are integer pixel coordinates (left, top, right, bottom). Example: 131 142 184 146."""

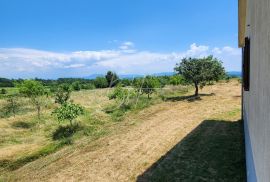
174 56 225 96
17 80 46 119
52 102 84 126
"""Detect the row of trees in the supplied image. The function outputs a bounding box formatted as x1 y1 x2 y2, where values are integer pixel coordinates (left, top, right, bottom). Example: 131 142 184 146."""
1 55 226 124
109 56 225 102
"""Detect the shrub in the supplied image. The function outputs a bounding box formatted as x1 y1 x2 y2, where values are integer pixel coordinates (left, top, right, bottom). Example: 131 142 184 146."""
52 102 84 126
133 76 161 99
169 75 184 85
108 84 129 100
2 96 20 117
0 88 7 94
120 79 132 86
55 84 71 105
94 77 108 88
72 81 81 91
81 83 95 90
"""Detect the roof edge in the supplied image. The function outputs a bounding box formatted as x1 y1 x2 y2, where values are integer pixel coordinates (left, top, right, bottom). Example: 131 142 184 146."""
239 0 247 47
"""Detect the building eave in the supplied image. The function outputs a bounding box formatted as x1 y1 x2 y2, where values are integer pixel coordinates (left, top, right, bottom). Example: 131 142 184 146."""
239 0 247 47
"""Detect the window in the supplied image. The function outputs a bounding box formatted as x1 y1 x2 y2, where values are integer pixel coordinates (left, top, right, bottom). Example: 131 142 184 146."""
243 37 250 91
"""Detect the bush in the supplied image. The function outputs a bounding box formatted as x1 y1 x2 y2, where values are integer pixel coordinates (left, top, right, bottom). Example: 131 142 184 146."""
0 88 7 94
133 76 161 99
72 81 81 91
108 84 129 100
94 77 108 88
55 84 71 105
169 75 184 85
120 79 132 86
52 102 84 126
81 83 95 90
1 96 20 117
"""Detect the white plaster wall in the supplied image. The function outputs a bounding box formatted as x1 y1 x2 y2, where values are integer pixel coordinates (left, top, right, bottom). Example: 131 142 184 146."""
244 0 270 181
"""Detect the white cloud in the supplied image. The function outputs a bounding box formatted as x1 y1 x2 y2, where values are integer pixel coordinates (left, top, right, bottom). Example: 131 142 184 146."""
212 46 241 56
64 64 85 69
0 43 241 79
119 41 134 50
185 43 209 57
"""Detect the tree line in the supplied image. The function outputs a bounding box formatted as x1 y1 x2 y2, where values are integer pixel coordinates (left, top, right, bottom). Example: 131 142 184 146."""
0 56 229 123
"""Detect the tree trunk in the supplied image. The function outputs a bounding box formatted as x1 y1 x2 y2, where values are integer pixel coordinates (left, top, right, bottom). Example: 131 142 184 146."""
194 83 199 96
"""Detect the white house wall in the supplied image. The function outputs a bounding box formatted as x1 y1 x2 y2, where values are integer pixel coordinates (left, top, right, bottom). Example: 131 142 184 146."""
243 0 270 181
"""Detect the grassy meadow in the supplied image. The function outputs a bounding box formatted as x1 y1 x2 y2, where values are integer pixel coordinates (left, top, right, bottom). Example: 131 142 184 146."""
0 83 190 176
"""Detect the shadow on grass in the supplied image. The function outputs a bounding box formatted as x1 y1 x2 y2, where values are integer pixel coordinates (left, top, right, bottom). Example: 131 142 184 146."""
137 119 246 182
52 124 81 140
11 121 35 129
164 93 215 102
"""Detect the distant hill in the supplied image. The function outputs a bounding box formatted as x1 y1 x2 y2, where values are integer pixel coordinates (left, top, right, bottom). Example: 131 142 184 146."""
227 71 241 77
84 74 104 79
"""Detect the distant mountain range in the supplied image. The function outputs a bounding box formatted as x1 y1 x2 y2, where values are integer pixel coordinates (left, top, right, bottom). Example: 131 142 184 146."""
227 71 242 77
84 71 241 80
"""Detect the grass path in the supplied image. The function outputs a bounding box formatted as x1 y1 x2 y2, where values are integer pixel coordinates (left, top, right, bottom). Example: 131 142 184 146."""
6 81 244 181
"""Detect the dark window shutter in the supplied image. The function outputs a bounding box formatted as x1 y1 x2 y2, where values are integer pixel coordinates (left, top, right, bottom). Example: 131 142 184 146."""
243 37 250 91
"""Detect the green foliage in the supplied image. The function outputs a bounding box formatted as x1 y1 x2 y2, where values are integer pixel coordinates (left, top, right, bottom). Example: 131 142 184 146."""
0 78 14 87
108 84 129 100
169 75 184 85
17 80 46 119
120 78 132 86
81 83 96 90
133 76 161 99
94 77 108 88
55 84 71 105
0 89 7 95
2 96 20 117
105 71 119 87
72 81 81 91
175 56 225 96
17 80 46 97
52 102 84 125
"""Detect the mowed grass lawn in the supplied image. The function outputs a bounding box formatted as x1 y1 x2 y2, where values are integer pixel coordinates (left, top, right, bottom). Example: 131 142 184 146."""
0 80 246 181
137 110 246 182
0 84 188 176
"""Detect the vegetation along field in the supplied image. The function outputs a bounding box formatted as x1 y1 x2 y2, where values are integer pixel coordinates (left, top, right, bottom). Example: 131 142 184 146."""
0 56 245 181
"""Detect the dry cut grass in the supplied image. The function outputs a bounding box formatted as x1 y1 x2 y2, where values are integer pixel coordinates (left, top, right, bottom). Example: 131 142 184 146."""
0 80 245 182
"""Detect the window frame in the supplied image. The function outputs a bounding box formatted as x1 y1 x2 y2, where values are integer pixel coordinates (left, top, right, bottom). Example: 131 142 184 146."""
243 37 250 91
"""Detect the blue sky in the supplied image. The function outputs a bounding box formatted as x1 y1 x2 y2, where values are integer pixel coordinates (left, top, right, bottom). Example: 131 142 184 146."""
0 0 241 79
